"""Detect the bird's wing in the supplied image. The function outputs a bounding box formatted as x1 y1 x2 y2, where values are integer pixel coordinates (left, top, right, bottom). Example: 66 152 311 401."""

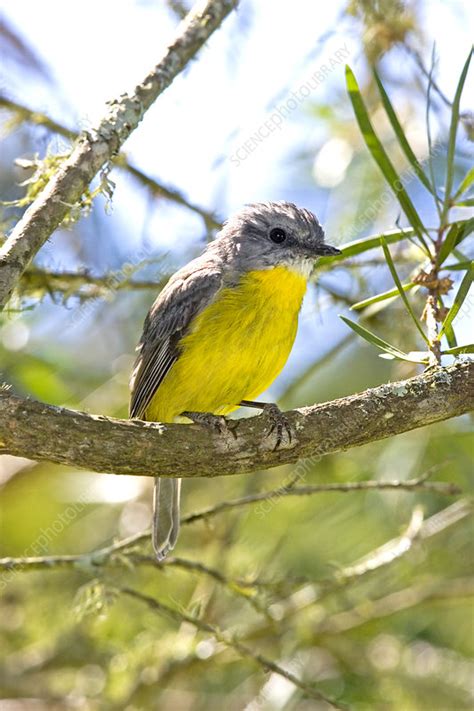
129 262 223 419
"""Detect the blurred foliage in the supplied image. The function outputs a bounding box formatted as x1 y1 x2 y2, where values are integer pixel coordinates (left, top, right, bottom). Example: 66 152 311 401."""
346 0 420 62
2 152 116 228
0 1 473 710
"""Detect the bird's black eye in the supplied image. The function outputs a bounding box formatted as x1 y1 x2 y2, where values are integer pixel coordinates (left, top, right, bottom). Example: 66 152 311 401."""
269 227 287 244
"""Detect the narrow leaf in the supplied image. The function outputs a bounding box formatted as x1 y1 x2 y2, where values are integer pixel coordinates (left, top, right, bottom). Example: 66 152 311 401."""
438 218 473 266
453 166 474 200
381 236 429 343
374 69 435 195
340 315 429 363
351 282 416 310
340 228 416 258
439 265 474 337
444 323 458 349
438 296 457 348
455 198 474 207
441 344 474 355
438 223 461 266
345 65 429 252
442 49 473 221
442 259 474 271
317 228 416 268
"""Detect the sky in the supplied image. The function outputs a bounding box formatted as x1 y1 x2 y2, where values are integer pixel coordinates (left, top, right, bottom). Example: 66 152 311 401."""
0 0 473 377
0 0 472 506
2 0 472 234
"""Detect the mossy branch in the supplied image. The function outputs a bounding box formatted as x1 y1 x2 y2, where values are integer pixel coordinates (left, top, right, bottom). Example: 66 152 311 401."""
0 477 462 578
16 265 171 302
0 0 237 309
0 96 222 231
0 360 472 478
119 587 346 709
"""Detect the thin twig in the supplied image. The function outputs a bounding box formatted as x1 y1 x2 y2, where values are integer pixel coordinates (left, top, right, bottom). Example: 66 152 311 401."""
0 473 460 575
0 0 236 309
0 551 270 615
0 97 222 231
17 265 171 302
0 550 255 586
90 471 463 558
405 43 460 111
333 505 425 584
226 501 473 651
272 499 473 621
182 475 461 525
316 576 474 635
119 586 347 709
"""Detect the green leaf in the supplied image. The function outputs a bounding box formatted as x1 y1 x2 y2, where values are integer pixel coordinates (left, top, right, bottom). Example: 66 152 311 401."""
442 49 473 222
444 322 458 349
441 344 474 355
438 296 457 348
455 198 474 207
340 228 416 258
442 259 474 272
438 223 461 266
345 65 430 253
439 264 474 337
317 228 416 267
339 315 429 363
438 218 474 266
453 166 474 200
456 217 474 243
374 69 435 196
351 282 417 310
381 236 429 343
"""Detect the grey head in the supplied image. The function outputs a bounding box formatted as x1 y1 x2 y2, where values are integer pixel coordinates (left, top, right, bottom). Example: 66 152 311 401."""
209 201 341 277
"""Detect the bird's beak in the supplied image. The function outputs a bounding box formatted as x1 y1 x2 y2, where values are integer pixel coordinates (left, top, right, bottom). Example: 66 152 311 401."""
313 243 342 257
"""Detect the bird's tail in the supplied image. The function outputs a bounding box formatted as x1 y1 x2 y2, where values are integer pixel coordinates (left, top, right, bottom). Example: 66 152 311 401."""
152 477 181 560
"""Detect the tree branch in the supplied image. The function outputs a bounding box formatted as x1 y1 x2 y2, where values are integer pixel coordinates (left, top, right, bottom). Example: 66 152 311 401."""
241 499 473 632
0 476 460 578
119 587 346 709
17 265 170 302
0 0 236 309
0 96 222 231
0 360 472 478
317 577 474 635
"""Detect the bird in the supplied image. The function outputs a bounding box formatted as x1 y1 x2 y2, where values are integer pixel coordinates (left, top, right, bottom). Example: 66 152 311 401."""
129 201 341 559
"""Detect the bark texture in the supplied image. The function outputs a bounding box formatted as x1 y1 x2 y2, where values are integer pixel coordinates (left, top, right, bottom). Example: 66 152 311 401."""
0 0 237 308
0 360 472 478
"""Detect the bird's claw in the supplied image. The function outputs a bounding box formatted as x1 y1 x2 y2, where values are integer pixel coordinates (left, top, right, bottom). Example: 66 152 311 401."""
262 403 294 450
182 411 231 436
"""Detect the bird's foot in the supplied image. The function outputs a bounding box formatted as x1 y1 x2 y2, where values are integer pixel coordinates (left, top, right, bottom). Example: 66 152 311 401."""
181 410 238 452
181 410 231 436
261 403 294 450
240 400 295 451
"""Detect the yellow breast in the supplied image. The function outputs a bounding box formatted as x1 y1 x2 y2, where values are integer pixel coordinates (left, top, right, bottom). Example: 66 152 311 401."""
145 266 307 422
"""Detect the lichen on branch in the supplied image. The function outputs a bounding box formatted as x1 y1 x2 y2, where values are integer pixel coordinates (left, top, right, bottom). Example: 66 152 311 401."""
0 0 238 309
0 360 472 479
